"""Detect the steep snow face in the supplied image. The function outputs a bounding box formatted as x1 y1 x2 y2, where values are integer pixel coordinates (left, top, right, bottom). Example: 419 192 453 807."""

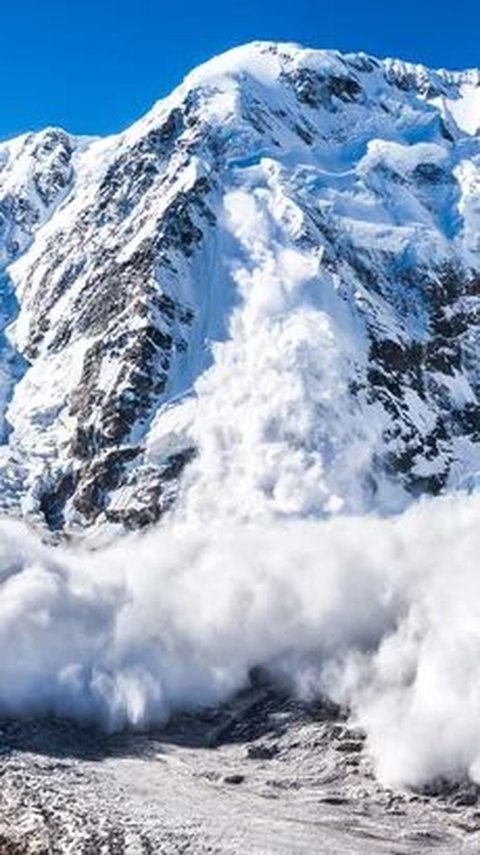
1 42 480 532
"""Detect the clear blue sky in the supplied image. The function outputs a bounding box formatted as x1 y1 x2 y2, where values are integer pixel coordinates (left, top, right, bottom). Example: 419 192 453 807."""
2 0 479 140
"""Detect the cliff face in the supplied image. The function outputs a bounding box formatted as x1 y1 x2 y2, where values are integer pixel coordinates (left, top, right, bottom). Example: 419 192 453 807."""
1 42 480 533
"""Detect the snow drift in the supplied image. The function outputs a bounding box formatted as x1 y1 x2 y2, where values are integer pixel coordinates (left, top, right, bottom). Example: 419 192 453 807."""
2 491 480 789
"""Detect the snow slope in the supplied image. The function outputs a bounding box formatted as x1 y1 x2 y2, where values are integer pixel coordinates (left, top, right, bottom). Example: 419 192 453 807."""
1 42 480 532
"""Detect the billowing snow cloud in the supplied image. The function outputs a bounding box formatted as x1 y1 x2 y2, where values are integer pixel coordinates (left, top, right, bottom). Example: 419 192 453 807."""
2 491 480 788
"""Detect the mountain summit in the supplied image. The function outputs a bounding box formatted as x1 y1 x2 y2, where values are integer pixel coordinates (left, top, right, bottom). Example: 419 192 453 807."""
1 41 480 534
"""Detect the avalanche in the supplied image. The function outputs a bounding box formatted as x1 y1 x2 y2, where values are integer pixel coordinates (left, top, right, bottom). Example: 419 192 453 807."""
1 42 480 789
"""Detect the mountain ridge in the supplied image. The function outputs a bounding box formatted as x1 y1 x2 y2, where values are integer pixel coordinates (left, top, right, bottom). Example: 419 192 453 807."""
1 41 480 534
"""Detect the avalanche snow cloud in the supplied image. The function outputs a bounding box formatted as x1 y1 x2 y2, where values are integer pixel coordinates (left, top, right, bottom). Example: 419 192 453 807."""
2 492 480 789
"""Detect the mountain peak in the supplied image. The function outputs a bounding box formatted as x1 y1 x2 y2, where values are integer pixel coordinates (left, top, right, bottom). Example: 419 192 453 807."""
178 40 480 98
0 42 480 533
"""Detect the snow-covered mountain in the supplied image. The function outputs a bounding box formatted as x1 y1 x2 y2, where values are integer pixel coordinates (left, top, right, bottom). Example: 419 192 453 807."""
2 41 480 534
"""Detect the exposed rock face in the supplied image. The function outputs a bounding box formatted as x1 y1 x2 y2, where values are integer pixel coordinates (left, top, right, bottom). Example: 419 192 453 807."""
1 42 480 533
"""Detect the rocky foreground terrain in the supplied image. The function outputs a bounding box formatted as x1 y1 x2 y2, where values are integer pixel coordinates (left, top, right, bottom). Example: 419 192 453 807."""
2 675 480 854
